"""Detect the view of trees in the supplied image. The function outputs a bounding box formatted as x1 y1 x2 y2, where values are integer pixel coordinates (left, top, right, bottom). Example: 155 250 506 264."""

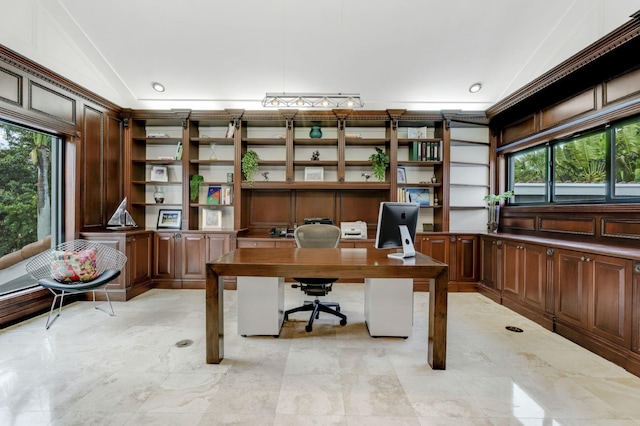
554 133 607 183
614 120 640 183
511 119 640 203
0 123 51 257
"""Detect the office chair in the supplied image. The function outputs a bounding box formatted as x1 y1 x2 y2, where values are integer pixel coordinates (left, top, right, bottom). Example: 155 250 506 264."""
25 239 127 329
283 224 347 332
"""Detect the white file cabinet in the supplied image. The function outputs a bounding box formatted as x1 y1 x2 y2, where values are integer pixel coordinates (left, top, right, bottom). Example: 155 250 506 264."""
237 276 284 336
364 278 413 337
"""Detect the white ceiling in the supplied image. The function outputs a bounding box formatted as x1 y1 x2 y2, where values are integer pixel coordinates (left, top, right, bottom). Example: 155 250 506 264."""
1 0 639 112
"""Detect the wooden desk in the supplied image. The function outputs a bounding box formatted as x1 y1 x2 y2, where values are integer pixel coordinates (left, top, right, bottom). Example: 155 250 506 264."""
205 247 449 369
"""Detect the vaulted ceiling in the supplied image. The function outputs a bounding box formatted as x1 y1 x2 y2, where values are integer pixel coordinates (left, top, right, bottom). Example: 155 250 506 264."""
1 0 638 112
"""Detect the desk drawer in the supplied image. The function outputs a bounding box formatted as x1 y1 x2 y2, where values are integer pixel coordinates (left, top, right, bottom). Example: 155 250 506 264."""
237 240 276 248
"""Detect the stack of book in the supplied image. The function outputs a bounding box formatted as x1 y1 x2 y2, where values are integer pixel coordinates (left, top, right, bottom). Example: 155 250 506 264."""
408 141 441 161
207 185 234 205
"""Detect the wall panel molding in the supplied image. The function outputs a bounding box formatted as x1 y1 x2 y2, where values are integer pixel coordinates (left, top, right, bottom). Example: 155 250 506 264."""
0 66 22 106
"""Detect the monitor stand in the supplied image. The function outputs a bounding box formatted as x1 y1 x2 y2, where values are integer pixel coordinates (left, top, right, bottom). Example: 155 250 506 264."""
387 225 416 259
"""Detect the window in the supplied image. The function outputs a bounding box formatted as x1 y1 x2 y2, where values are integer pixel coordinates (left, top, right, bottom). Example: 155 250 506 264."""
509 145 548 203
507 117 640 205
612 117 640 200
553 131 607 202
0 121 62 295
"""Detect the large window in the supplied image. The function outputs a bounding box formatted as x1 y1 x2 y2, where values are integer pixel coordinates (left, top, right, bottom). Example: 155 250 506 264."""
510 145 547 203
508 115 640 204
0 121 62 295
612 118 640 200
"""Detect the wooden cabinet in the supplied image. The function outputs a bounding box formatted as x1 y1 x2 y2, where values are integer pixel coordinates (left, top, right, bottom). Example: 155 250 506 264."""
555 249 632 348
154 231 234 289
419 234 449 264
448 234 478 291
502 240 547 314
479 236 501 302
80 230 153 301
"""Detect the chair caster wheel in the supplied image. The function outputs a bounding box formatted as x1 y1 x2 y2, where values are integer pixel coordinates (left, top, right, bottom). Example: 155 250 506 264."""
340 319 347 326
305 325 313 332
336 307 341 312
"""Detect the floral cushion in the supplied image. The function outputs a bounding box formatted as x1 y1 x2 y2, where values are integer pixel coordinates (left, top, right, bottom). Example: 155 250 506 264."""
51 248 99 283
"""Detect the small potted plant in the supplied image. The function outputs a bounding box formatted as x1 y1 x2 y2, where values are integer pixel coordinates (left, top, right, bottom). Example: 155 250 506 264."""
189 174 204 201
242 150 260 186
369 147 390 182
482 190 514 232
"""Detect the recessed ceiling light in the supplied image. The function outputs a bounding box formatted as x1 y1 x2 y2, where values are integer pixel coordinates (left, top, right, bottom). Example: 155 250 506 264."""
469 82 482 93
151 82 165 92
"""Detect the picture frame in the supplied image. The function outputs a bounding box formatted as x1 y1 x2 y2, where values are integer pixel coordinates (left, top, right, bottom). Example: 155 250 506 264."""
150 165 168 182
201 208 222 230
157 209 182 229
304 166 324 182
397 167 407 183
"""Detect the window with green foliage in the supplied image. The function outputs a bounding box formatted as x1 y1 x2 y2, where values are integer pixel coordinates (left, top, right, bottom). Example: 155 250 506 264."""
612 118 640 199
509 146 547 203
0 121 61 295
553 131 607 202
508 115 640 205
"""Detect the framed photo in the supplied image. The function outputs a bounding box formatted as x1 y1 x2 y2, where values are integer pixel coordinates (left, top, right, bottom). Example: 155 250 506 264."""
157 209 182 229
150 165 168 182
397 167 407 183
201 208 222 230
304 167 324 182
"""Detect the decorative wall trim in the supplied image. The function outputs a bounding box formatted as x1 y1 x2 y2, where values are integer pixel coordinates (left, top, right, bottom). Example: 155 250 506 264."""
487 16 640 119
0 66 22 106
0 45 120 112
28 81 76 125
601 218 640 240
501 216 536 231
538 216 596 235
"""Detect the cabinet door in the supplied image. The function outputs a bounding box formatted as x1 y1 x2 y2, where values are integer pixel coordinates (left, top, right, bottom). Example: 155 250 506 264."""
454 235 477 282
154 232 176 279
206 233 230 262
521 243 546 311
502 240 521 299
480 237 498 290
128 233 152 286
420 235 449 264
589 255 631 347
555 249 590 329
181 233 207 280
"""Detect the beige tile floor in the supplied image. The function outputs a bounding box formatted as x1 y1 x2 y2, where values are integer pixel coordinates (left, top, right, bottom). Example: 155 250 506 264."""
2 284 640 425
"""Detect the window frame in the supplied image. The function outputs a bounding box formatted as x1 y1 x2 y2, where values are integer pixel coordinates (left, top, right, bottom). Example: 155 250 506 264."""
507 117 640 206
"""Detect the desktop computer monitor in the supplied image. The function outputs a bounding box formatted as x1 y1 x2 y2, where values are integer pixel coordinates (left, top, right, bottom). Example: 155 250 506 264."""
374 202 419 259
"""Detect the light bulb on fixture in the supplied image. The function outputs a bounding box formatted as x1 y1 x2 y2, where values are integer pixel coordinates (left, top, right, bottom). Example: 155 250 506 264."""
151 82 165 92
270 98 280 106
321 97 330 107
469 82 482 93
346 97 354 107
296 97 305 106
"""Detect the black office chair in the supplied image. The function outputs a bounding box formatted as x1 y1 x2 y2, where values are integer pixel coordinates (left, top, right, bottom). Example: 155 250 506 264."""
283 224 347 332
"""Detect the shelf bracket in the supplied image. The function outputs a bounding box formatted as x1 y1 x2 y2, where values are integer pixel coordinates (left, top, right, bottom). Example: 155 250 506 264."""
445 119 451 130
233 118 239 129
181 119 187 128
391 118 398 130
339 119 345 131
123 118 129 128
286 118 292 130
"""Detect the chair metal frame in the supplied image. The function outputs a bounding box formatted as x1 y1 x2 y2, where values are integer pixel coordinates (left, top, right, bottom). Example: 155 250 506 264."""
25 239 127 329
284 224 348 332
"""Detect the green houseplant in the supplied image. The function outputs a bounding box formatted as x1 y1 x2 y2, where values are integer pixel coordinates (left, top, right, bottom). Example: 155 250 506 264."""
189 174 204 201
242 150 260 186
369 147 390 182
482 190 514 232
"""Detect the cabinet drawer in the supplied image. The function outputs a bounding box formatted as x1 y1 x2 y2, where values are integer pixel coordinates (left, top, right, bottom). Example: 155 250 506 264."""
237 240 276 248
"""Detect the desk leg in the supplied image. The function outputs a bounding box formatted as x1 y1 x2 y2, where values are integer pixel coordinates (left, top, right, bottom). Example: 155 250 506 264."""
206 267 224 364
428 267 448 369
